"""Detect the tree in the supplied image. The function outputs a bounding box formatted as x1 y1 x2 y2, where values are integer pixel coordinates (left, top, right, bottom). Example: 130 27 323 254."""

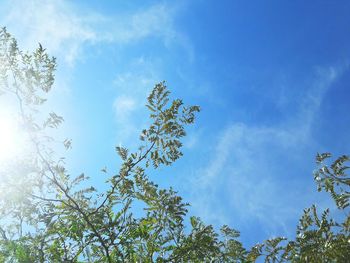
0 27 349 262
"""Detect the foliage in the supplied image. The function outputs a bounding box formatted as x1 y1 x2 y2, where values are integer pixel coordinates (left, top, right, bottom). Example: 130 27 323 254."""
0 27 349 262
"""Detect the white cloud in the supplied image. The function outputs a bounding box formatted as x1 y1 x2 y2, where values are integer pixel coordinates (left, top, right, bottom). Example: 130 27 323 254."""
113 95 136 120
295 66 342 136
109 4 175 43
2 0 97 65
1 0 192 66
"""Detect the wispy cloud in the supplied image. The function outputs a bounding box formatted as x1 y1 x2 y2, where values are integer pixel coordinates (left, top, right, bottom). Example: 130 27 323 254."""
112 57 162 145
105 4 176 44
189 65 347 237
113 96 136 121
2 0 97 65
1 0 192 65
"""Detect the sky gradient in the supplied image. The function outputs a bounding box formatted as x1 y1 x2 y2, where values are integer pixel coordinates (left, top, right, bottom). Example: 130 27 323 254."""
1 0 350 247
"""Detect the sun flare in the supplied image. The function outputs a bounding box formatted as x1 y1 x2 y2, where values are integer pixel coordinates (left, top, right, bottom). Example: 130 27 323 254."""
0 110 24 163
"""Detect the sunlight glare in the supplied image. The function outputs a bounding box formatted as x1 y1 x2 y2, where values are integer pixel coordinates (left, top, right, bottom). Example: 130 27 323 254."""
0 109 25 163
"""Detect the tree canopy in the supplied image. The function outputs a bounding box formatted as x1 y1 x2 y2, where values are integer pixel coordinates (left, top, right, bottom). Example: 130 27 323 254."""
0 27 349 262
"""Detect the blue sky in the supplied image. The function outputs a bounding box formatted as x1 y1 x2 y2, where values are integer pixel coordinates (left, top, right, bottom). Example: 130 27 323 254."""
1 0 350 247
